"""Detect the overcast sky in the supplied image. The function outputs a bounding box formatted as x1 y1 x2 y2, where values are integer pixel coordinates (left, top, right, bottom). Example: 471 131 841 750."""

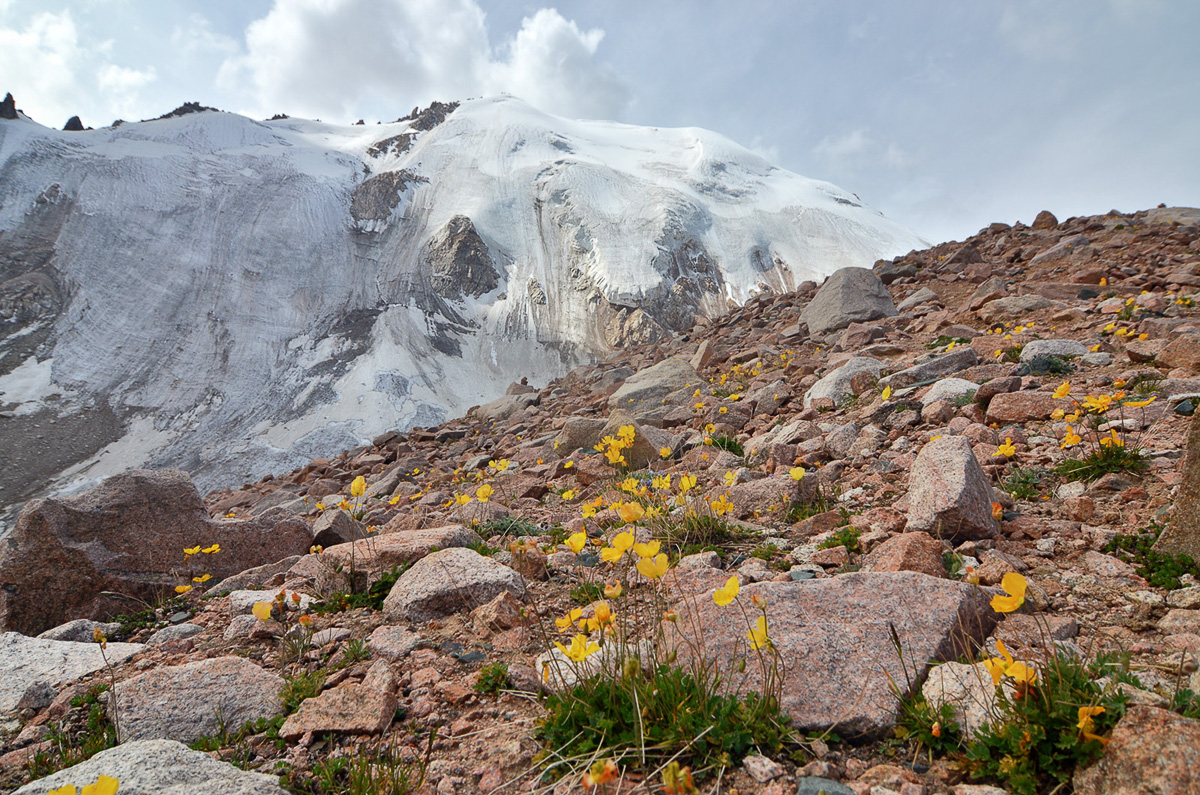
2 0 1196 243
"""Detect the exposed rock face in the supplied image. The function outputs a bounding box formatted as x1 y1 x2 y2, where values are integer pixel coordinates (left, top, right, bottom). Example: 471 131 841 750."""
1073 706 1200 794
906 436 998 541
800 267 897 335
0 470 312 634
63 116 84 131
12 739 290 795
606 357 700 409
112 656 284 744
426 215 500 300
0 92 16 120
878 348 980 390
670 573 997 736
1155 411 1200 559
804 357 883 408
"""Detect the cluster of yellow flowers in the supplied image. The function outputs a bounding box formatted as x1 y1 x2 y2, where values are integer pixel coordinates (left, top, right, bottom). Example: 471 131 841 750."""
1048 381 1155 452
49 776 119 795
594 425 637 467
175 543 221 594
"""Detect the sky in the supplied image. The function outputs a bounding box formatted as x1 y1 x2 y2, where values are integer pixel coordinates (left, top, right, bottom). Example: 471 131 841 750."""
1 0 1197 243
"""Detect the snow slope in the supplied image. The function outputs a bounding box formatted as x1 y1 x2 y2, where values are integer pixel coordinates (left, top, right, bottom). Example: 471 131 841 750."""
0 96 925 506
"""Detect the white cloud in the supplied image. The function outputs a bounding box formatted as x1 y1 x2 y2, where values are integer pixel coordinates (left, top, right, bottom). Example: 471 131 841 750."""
218 0 627 122
171 13 238 59
814 129 871 160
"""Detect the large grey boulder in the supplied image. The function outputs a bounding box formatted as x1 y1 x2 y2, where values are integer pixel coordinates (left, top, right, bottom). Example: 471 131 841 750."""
607 357 701 409
383 547 526 621
0 469 312 635
1018 338 1089 362
12 739 289 794
0 632 144 715
112 656 284 744
800 267 897 335
803 357 884 408
906 436 998 541
669 572 997 737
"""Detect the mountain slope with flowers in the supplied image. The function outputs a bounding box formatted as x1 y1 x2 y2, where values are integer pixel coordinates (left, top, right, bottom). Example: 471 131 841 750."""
3 204 1200 794
0 95 924 512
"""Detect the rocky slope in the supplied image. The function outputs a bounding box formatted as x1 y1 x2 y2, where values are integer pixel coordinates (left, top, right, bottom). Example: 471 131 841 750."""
2 205 1200 794
0 94 923 513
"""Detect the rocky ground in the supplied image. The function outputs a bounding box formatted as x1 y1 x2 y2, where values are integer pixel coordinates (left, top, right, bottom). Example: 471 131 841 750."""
3 205 1200 794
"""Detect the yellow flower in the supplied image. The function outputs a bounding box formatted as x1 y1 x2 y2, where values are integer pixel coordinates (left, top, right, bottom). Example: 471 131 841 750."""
659 446 672 458
566 531 587 554
389 495 400 505
881 385 892 402
620 477 639 493
615 501 645 524
561 489 576 500
1078 705 1105 733
1100 276 1107 286
183 546 201 556
556 607 583 632
618 425 636 442
652 474 672 490
583 759 620 790
984 638 1016 685
747 615 769 649
50 775 121 795
225 512 236 519
711 495 733 516
252 601 273 622
350 475 366 497
1124 396 1156 408
564 460 573 468
192 573 212 583
713 576 740 606
175 584 192 594
604 581 623 598
679 474 697 493
202 544 220 554
555 633 600 662
1089 343 1101 352
601 531 636 562
990 572 1027 613
1053 381 1071 399
718 406 728 414
1051 408 1065 420
1099 429 1124 448
636 553 669 579
1061 425 1082 448
454 493 472 506
789 466 805 481
1083 394 1113 413
476 484 493 502
633 540 661 558
593 601 613 625
1137 333 1148 341
309 545 323 554
93 627 107 647
1115 328 1129 336
994 438 1016 457
337 499 351 511
724 470 736 486
693 402 705 411
1006 661 1038 686
488 458 511 472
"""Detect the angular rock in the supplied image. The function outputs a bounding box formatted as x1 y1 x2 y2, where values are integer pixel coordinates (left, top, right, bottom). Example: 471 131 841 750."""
896 286 941 312
554 417 607 454
1073 706 1200 795
863 532 946 577
1158 336 1200 373
12 739 289 795
287 524 479 584
383 547 526 622
0 632 143 715
367 625 422 661
596 412 667 470
1018 338 1089 361
984 391 1066 424
804 358 883 409
279 684 396 740
112 656 284 744
1031 209 1058 229
607 357 701 409
977 295 1052 324
878 348 981 390
800 267 898 335
0 469 312 635
921 661 1003 738
474 393 538 423
920 378 978 407
669 573 997 736
36 619 121 643
906 436 998 541
974 376 1021 407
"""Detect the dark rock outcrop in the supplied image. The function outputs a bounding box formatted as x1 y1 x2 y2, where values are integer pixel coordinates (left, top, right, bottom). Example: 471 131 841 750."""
63 116 84 131
1 93 17 120
426 215 500 300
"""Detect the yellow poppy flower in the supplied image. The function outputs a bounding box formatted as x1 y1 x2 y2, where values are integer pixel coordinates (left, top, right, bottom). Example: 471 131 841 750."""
175 584 192 594
660 446 672 458
881 385 892 402
604 581 623 598
202 544 220 554
789 466 805 481
566 531 587 554
555 607 583 632
561 489 576 500
192 573 211 583
713 576 740 606
678 474 697 493
350 475 366 497
615 502 645 524
184 546 201 556
1077 705 1105 733
1053 381 1070 399
710 495 733 516
633 540 661 559
990 572 1027 613
636 553 669 579
593 601 612 625
454 493 472 506
601 531 635 562
476 484 493 502
555 633 600 662
1061 426 1082 448
994 438 1016 457
747 615 769 649
252 601 273 622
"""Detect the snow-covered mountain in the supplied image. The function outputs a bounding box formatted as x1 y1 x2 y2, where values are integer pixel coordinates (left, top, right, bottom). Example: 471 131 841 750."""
0 94 925 504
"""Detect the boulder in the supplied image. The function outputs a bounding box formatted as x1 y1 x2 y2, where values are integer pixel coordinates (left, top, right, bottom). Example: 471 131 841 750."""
12 739 289 794
977 295 1052 324
286 524 479 586
383 547 526 622
37 619 121 643
896 286 941 312
1031 209 1059 229
906 436 998 541
920 378 978 407
1156 411 1200 559
554 417 607 453
1073 706 1200 794
984 391 1067 424
1018 338 1089 361
804 358 884 409
878 348 981 390
0 632 144 715
0 470 312 635
669 573 997 736
474 393 538 423
607 357 701 409
1158 335 1200 373
863 532 946 577
800 267 898 335
112 656 284 744
279 684 396 740
921 662 1002 738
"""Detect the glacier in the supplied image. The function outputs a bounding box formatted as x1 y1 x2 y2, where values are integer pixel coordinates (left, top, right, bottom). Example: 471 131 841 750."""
0 95 925 511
